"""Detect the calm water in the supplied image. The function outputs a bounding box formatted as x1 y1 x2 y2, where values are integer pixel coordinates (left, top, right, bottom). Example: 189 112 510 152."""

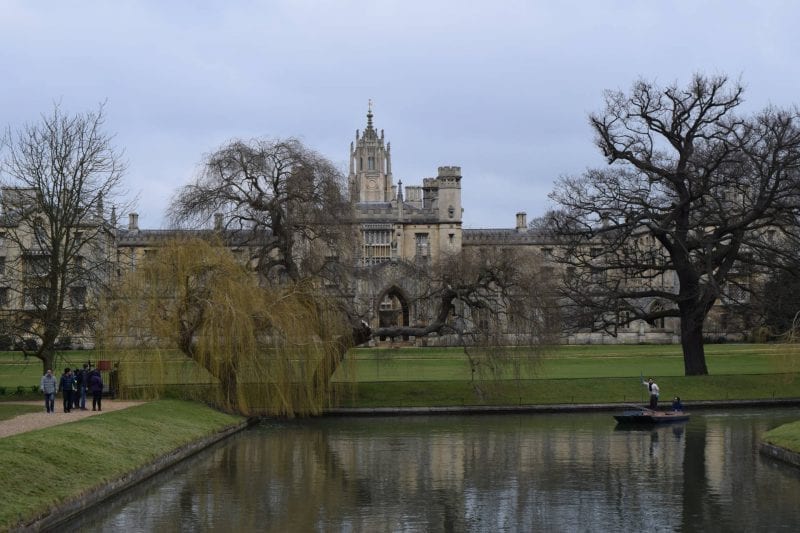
71 409 800 532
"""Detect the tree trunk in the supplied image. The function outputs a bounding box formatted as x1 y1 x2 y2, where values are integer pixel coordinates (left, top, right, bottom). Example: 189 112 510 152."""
40 349 56 375
680 314 709 376
218 359 238 409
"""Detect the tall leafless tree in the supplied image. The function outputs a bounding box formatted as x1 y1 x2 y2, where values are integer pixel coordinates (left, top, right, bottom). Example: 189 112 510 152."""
169 138 356 284
359 247 561 387
550 75 800 375
1 103 127 373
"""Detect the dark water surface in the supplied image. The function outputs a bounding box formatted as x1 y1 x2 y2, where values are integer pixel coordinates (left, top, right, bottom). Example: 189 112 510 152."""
72 408 800 532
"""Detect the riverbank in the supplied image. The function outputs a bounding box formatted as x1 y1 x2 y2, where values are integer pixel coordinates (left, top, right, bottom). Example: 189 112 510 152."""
760 420 800 468
3 397 799 530
0 400 246 532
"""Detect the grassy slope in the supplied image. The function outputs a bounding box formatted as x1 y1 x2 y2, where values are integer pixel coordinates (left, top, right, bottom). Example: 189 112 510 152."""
763 421 800 453
0 400 243 531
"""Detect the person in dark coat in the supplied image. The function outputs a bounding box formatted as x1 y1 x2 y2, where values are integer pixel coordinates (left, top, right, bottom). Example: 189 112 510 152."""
75 363 89 411
72 366 83 410
59 368 75 413
88 369 104 411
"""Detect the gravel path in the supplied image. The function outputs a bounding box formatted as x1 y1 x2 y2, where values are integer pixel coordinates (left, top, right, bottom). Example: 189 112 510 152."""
0 400 144 439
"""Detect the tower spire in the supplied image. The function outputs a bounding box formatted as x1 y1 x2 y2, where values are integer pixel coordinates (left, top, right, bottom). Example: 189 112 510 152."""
366 99 374 130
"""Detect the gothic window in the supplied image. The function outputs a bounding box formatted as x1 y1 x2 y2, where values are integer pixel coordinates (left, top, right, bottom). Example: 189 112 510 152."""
0 287 8 307
24 287 49 308
650 300 665 329
24 255 49 277
368 156 375 170
69 286 87 308
591 267 605 284
31 217 48 244
0 256 5 276
362 228 391 266
415 233 429 258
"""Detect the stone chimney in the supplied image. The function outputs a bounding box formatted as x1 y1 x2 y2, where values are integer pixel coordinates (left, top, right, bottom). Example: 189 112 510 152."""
128 213 139 231
515 212 527 231
214 213 223 231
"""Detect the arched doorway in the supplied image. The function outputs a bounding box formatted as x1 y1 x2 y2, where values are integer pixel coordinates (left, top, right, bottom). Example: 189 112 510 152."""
377 286 410 341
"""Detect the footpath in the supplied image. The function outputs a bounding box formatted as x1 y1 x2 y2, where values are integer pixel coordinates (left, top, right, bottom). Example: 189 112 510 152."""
0 400 143 438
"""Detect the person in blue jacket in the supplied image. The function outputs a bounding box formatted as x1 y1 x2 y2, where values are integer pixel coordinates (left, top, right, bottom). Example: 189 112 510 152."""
671 396 683 412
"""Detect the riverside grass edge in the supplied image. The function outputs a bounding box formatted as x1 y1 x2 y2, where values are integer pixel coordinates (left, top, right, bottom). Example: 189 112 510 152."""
0 400 248 532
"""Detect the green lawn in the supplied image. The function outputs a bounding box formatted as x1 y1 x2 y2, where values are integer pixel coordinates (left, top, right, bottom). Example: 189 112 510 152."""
339 344 798 381
334 344 800 407
2 344 798 407
0 403 42 421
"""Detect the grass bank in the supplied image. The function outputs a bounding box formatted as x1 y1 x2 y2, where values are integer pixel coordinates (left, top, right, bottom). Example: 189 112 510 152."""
0 400 243 531
763 421 800 454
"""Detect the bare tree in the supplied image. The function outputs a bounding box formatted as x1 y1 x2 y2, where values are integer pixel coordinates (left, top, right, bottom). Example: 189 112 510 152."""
169 138 355 283
1 103 127 373
550 75 800 375
365 247 560 382
755 261 800 337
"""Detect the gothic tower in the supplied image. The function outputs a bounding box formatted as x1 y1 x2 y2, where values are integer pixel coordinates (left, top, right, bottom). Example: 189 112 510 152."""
349 101 393 203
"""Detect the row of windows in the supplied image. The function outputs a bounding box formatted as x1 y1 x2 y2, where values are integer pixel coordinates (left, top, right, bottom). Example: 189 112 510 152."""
0 286 86 308
0 229 87 249
361 230 434 266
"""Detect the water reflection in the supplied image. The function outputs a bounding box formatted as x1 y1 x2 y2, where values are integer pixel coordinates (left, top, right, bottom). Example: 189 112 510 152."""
72 409 800 532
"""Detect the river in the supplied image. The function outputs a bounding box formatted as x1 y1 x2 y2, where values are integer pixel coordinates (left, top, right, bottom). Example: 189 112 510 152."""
70 408 800 532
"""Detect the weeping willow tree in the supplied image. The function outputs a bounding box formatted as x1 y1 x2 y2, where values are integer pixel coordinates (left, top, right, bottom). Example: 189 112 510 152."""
774 311 800 379
99 238 353 416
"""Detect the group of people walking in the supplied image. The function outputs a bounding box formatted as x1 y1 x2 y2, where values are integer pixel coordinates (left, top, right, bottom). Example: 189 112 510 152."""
39 363 104 413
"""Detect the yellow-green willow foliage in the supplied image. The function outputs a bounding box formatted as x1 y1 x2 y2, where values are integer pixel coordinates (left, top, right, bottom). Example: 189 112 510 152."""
775 312 800 379
98 238 354 416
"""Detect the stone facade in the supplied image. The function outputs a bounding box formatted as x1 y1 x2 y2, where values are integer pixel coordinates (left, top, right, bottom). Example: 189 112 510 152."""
2 106 753 349
347 106 688 344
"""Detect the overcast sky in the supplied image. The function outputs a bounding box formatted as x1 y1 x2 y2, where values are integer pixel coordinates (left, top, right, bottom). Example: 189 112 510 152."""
2 1 798 229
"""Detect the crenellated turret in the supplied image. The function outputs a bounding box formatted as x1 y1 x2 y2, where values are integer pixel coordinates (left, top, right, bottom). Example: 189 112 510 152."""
435 166 462 222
